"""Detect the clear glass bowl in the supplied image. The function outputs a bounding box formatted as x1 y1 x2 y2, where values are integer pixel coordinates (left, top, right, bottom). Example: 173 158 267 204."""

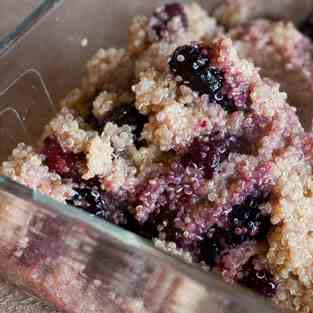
0 1 310 312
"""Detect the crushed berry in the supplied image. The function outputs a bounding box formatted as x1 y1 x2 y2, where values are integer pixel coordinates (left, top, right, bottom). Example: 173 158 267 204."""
299 14 313 40
169 44 237 112
225 191 271 246
134 206 180 241
199 227 222 267
199 190 271 268
148 3 188 41
239 258 277 297
99 103 148 148
41 137 85 181
183 133 241 178
132 161 205 225
131 133 241 247
130 161 206 245
67 180 130 226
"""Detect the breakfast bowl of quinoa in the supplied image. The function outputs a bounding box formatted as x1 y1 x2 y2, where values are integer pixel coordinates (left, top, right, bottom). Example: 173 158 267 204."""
1 1 313 312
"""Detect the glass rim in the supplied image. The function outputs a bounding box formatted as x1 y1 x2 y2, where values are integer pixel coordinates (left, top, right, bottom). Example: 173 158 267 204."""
0 0 63 57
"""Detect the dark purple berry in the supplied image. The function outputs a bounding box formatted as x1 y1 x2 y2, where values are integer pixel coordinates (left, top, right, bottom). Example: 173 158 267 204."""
169 45 221 93
199 190 271 268
130 161 205 245
183 133 240 178
99 103 148 148
225 190 271 246
136 207 181 240
299 14 313 40
67 180 130 226
85 111 101 130
199 227 222 267
169 44 237 112
131 133 242 249
41 137 85 181
217 96 237 113
148 3 188 41
239 258 277 297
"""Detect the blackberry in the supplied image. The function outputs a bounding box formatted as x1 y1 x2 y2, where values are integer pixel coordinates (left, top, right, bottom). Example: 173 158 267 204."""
85 111 101 130
148 3 188 41
239 258 277 297
169 45 221 93
183 133 240 178
169 44 237 112
225 191 271 246
67 180 130 226
199 227 222 267
199 190 271 268
100 103 148 148
41 137 85 181
299 14 313 40
135 207 181 241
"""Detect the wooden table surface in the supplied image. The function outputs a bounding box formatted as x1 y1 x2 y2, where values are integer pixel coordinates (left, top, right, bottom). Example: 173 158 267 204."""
0 276 58 313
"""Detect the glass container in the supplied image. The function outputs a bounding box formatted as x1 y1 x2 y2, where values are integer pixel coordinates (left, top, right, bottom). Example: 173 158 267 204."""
0 1 310 312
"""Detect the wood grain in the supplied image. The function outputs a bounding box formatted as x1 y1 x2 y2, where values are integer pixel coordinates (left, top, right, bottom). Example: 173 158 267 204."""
0 277 58 313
